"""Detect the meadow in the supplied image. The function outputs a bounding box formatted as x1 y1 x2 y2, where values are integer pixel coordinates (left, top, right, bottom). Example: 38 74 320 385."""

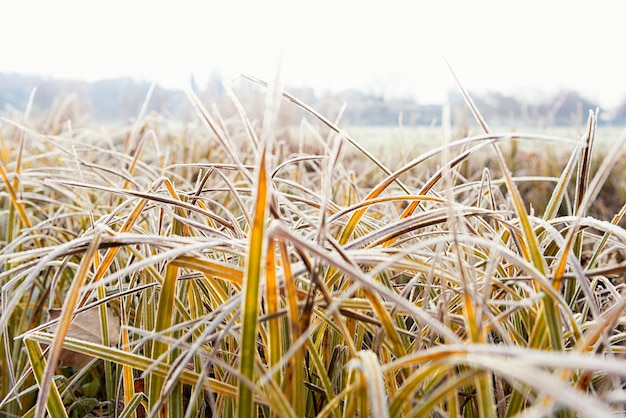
1 77 626 417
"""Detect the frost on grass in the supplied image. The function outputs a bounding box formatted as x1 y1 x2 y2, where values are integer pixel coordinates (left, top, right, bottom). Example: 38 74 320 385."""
0 90 625 417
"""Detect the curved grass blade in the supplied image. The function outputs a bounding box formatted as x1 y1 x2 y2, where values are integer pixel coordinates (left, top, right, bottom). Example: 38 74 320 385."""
586 201 626 268
240 74 410 194
171 255 244 285
347 350 389 418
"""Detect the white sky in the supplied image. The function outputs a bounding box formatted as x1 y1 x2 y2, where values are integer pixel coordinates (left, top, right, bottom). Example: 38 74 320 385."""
2 0 626 108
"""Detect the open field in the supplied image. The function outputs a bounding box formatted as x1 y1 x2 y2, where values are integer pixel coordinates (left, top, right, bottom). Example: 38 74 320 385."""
1 83 626 417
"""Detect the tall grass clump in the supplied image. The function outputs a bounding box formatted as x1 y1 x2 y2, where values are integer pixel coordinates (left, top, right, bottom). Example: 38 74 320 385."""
1 77 626 418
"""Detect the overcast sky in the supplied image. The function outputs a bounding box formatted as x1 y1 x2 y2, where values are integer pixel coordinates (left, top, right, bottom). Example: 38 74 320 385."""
2 0 625 108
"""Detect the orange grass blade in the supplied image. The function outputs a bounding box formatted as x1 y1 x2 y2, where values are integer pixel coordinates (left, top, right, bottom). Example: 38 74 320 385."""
0 160 33 230
171 255 243 285
265 239 282 374
277 240 306 417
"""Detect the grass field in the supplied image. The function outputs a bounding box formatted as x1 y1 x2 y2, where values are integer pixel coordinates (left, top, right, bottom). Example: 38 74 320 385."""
1 80 626 417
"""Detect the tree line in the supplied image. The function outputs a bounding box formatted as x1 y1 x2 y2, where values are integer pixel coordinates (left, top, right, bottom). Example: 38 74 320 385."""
1 72 625 126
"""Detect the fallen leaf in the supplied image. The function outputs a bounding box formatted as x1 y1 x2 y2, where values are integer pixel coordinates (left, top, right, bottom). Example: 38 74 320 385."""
47 306 120 369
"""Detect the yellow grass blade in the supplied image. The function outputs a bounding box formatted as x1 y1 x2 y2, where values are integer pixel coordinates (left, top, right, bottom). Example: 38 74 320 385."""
23 338 68 418
364 287 407 356
23 331 249 402
306 334 340 406
33 226 103 418
238 149 269 418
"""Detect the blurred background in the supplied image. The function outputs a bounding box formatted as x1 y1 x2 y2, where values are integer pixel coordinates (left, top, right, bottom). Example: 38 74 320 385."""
1 0 625 125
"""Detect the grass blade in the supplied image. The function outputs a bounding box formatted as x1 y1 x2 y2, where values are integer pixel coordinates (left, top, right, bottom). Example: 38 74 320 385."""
23 338 68 418
238 148 269 418
23 331 247 401
147 260 180 416
33 226 103 418
348 350 389 418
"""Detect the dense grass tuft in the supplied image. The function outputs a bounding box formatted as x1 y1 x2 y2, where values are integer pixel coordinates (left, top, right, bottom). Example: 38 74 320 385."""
1 80 626 417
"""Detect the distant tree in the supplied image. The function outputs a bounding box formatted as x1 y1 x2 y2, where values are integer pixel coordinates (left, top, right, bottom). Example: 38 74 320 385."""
0 72 613 126
486 92 522 121
0 73 40 111
612 96 626 123
544 89 598 126
205 71 225 100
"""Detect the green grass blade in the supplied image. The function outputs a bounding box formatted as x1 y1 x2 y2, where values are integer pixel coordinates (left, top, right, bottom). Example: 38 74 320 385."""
408 369 479 418
118 393 147 418
147 260 179 415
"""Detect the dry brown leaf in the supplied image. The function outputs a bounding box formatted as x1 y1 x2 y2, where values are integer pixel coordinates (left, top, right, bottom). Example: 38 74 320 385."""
47 306 120 370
